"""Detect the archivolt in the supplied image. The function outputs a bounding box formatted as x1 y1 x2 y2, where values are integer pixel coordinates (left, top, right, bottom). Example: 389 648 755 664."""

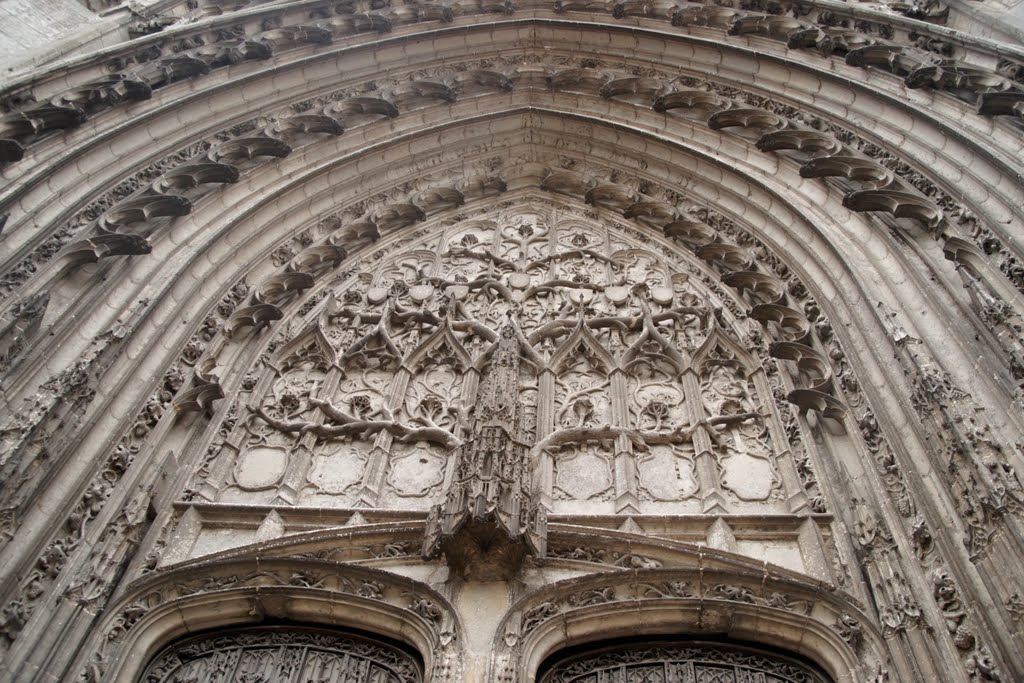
69 557 460 682
494 545 884 683
21 105 986 425
0 111 989 651
3 23 1021 306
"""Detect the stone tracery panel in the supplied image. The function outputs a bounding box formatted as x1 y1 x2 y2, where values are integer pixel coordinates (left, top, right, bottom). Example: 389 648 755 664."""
192 199 818 519
697 344 781 503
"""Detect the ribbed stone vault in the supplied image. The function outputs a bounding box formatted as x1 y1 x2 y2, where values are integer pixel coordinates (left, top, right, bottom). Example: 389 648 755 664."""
0 2 1023 682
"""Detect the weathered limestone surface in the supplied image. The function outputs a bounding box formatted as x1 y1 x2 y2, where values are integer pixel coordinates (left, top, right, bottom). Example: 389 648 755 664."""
0 0 1022 681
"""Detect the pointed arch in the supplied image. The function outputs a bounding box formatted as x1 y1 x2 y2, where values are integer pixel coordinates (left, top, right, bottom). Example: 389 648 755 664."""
691 322 759 374
403 317 473 372
1 4 1022 682
549 320 617 375
269 319 337 372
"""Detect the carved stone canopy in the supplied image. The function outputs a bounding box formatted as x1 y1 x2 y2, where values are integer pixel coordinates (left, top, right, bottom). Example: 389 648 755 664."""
424 323 547 580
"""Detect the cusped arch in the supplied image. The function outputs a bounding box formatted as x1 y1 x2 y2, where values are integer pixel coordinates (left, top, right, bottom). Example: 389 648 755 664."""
268 319 338 372
403 317 474 372
471 319 542 374
548 320 617 375
495 548 882 683
1 4 1023 683
621 312 689 373
692 322 760 374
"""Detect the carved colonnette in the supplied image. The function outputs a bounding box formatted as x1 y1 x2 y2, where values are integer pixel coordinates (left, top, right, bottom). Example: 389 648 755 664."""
867 307 1024 678
0 281 255 665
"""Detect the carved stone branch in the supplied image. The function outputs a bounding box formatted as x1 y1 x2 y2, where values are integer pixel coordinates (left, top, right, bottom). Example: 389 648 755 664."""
249 402 461 448
534 424 650 453
247 405 311 433
390 302 443 327
306 421 460 448
424 275 515 301
528 304 703 343
446 245 516 269
309 397 361 424
523 278 609 299
534 412 764 455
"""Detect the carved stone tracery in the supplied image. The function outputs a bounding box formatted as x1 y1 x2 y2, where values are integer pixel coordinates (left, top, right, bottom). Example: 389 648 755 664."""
0 0 1022 679
216 201 819 528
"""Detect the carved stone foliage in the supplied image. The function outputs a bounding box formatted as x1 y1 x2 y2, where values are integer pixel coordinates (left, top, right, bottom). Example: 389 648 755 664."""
515 573 818 632
931 567 1004 681
542 641 830 683
500 562 883 675
547 544 663 568
0 348 171 652
903 344 1023 560
0 283 247 654
141 627 422 683
0 323 121 543
8 44 1017 345
858 410 916 519
74 558 456 683
214 202 814 517
0 291 48 372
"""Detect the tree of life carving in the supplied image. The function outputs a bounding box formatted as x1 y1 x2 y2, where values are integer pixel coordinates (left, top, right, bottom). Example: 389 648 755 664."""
212 200 795 524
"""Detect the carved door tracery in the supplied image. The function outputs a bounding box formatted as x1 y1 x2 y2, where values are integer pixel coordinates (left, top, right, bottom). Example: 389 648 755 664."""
140 627 422 683
198 201 812 517
540 641 832 683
